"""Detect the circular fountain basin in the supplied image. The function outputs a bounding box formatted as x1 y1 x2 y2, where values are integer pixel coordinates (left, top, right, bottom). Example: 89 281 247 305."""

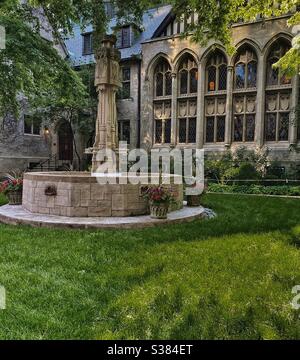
22 172 183 217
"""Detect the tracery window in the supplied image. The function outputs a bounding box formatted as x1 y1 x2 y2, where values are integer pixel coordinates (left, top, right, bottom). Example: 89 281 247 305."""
234 48 257 90
205 50 227 143
153 58 172 144
177 54 198 144
265 40 292 142
233 47 257 142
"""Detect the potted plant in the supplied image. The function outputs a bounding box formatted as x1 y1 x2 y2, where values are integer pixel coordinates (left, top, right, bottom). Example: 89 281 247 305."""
141 186 174 219
0 174 23 205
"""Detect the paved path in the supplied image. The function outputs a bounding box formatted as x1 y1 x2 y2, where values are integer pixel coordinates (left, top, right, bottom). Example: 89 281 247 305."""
0 204 207 230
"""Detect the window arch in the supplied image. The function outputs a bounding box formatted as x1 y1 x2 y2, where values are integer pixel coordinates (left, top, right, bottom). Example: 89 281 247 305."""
232 46 257 142
204 50 227 144
265 39 292 142
153 58 172 144
177 54 198 144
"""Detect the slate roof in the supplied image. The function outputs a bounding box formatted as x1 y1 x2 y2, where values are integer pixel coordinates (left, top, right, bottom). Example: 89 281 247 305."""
65 5 172 66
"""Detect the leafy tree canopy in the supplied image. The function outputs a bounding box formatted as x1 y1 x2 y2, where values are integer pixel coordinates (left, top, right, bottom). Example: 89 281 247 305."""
0 0 299 117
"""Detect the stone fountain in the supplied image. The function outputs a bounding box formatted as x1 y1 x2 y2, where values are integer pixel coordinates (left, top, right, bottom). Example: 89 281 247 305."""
22 36 183 217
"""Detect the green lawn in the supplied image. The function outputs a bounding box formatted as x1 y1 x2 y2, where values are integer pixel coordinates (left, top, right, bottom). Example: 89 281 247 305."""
0 193 300 339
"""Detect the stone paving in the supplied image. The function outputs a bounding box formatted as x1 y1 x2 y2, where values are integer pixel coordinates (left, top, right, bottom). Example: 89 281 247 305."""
0 204 210 230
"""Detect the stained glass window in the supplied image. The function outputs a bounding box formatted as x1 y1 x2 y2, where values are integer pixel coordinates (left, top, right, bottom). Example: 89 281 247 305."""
179 119 187 143
206 117 215 143
156 73 164 97
188 118 197 143
206 51 227 92
232 95 256 142
245 115 255 141
205 97 226 143
234 48 257 89
216 116 225 142
180 70 188 95
279 113 289 141
165 72 172 96
155 120 162 143
190 69 198 93
265 113 276 141
234 116 243 142
207 66 216 92
247 62 257 88
164 119 172 144
265 40 292 142
235 64 245 89
154 59 172 98
178 54 198 96
205 51 227 143
219 64 227 91
266 41 291 87
177 55 198 144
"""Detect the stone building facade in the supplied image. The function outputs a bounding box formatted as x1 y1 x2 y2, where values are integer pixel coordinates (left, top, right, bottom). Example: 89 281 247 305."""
1 5 299 174
140 13 300 166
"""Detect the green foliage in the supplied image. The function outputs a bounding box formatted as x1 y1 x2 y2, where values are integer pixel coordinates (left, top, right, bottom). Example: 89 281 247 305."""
208 183 300 196
205 146 269 184
169 0 299 75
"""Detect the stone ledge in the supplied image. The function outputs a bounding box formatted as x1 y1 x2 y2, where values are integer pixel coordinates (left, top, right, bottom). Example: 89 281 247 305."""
0 204 209 230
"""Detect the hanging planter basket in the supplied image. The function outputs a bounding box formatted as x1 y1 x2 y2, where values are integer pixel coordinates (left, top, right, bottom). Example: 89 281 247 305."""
7 190 23 205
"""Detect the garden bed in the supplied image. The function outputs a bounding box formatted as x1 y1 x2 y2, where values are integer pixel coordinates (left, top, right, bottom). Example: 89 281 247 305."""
208 183 300 197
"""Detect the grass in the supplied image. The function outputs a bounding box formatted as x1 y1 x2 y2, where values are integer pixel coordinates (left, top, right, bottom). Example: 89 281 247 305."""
0 193 300 339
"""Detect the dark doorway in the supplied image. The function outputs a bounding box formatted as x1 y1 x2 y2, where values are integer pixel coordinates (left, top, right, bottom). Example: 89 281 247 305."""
58 121 73 161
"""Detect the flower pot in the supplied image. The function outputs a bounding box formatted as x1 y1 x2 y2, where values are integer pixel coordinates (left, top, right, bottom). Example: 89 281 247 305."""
150 203 169 219
187 194 202 207
7 190 22 205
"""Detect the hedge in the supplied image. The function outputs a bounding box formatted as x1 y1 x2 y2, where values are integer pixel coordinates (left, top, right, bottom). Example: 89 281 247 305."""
208 184 300 196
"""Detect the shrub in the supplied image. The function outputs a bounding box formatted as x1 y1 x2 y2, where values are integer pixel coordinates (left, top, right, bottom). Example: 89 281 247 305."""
208 184 300 197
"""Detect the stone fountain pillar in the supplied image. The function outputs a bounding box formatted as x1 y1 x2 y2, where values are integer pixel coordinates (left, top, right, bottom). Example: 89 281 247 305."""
91 35 121 173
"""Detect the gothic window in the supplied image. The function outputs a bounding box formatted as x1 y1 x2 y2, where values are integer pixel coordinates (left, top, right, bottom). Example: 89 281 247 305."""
154 101 172 144
206 51 227 92
178 99 197 144
154 59 172 98
205 97 226 143
234 48 257 89
177 54 198 144
266 42 291 87
153 58 172 144
265 93 290 142
178 54 198 95
233 95 256 142
265 40 292 142
232 46 257 142
205 50 227 143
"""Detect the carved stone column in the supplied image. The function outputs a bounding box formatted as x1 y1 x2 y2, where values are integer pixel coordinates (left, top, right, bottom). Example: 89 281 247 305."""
91 35 121 172
290 74 299 145
255 54 266 148
225 66 234 147
196 62 205 149
171 72 177 147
